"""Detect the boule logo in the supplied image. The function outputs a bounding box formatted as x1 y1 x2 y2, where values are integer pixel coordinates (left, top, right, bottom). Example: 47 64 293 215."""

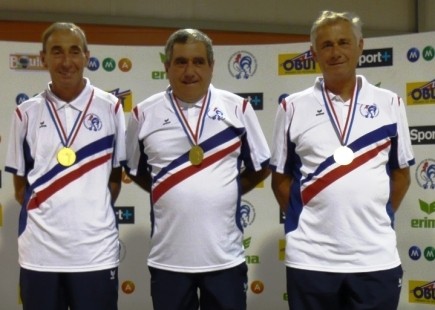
415 159 435 189
228 51 257 79
10 54 45 70
239 199 256 228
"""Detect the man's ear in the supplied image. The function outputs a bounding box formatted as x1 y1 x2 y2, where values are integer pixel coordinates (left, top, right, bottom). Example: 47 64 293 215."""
310 46 317 62
40 51 48 68
85 50 90 64
358 38 364 55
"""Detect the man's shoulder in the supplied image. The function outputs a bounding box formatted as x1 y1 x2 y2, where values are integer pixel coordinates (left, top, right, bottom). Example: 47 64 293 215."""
91 86 120 104
359 75 398 98
211 86 242 99
285 86 316 103
131 91 167 115
137 91 166 106
17 92 45 111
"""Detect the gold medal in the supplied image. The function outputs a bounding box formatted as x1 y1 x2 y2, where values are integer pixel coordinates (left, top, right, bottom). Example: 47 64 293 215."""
57 147 77 167
189 145 204 166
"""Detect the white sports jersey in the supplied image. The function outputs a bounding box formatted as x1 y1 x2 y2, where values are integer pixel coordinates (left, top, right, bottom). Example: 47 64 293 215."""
126 85 270 273
270 76 414 273
5 78 126 272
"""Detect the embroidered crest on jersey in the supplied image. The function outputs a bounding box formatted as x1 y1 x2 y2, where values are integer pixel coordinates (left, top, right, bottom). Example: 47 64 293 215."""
83 113 102 131
360 103 379 118
207 107 225 121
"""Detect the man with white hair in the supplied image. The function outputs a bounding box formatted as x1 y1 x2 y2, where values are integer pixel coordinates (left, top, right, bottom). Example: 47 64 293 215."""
270 11 414 309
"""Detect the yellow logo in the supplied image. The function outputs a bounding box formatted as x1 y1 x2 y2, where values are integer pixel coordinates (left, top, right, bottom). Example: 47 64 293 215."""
108 89 133 112
409 280 435 304
406 80 435 105
278 51 321 76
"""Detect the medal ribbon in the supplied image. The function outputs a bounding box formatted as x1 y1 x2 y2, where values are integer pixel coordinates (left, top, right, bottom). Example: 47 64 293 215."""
321 82 359 146
45 89 94 148
167 87 211 147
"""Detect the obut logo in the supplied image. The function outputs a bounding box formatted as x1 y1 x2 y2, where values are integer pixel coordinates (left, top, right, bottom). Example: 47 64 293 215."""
278 51 319 75
409 280 435 305
406 80 435 105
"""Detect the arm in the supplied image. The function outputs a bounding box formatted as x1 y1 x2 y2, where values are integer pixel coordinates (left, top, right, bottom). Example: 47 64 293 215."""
13 174 27 205
240 166 270 195
109 167 122 204
390 167 411 212
126 169 152 193
271 171 293 213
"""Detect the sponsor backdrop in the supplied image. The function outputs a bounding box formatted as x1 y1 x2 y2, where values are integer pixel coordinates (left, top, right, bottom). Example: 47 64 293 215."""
0 31 434 309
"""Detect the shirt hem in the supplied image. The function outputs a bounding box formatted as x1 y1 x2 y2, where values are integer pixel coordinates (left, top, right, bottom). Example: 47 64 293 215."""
147 257 245 273
19 262 119 273
285 260 401 273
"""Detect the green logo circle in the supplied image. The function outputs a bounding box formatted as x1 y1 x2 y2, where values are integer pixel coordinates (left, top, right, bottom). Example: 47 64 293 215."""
424 246 435 261
102 58 116 72
422 46 434 61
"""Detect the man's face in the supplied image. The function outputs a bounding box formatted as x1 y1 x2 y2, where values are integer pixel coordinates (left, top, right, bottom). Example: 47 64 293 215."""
40 29 89 96
311 20 363 83
165 42 214 103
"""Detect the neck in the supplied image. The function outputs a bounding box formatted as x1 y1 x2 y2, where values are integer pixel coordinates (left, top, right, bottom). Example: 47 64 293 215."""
324 76 357 102
50 79 86 102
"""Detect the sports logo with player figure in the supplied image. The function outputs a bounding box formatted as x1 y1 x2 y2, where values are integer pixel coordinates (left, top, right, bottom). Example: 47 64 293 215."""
359 103 379 118
207 107 225 121
84 113 103 131
416 159 435 190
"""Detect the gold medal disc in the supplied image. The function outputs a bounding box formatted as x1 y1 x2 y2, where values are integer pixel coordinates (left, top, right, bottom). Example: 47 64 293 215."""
57 147 77 167
189 145 204 166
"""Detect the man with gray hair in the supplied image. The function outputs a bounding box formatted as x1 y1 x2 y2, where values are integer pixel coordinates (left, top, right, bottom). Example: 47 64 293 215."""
125 28 270 309
270 11 414 309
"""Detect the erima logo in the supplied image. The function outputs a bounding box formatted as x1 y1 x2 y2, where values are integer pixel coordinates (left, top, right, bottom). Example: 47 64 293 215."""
410 199 435 229
358 48 393 68
110 269 116 280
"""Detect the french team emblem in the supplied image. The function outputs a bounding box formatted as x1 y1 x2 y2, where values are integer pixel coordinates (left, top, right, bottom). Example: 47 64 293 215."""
228 51 257 79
